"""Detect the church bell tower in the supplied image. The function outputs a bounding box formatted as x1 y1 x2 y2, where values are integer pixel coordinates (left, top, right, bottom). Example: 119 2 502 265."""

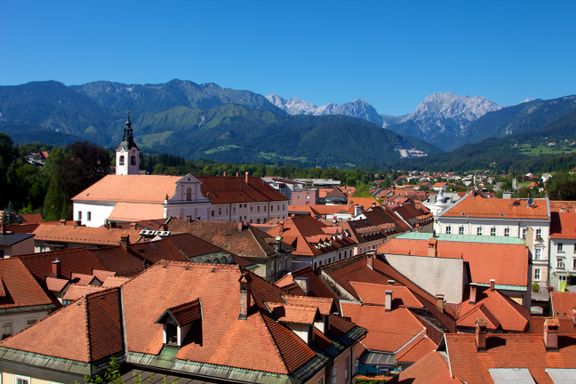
116 113 141 175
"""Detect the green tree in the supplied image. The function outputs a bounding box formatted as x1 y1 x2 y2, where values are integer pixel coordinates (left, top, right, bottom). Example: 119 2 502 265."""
546 172 576 200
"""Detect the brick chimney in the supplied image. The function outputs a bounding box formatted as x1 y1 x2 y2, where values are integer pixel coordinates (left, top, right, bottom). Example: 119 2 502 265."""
544 318 559 351
385 290 393 311
120 235 130 250
475 318 487 351
435 294 445 312
238 273 252 320
51 258 61 278
469 285 478 304
428 238 438 257
245 172 249 184
489 279 496 291
366 254 374 270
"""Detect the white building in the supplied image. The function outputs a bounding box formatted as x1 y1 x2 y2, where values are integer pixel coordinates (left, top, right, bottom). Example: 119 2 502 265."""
435 193 551 288
549 210 576 290
73 118 288 227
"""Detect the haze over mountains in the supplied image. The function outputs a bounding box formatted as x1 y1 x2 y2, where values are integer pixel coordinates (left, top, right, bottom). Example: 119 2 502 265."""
0 79 575 170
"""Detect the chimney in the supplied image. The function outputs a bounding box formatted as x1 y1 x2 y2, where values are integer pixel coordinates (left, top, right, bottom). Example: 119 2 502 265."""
238 273 252 320
387 279 395 285
366 254 374 270
385 290 393 311
489 279 496 291
120 235 130 250
475 318 487 351
544 318 559 351
428 238 438 257
435 294 445 312
130 222 137 230
236 172 240 177
294 276 309 295
469 285 478 304
274 235 283 252
51 258 61 278
245 172 249 184
223 171 227 177
237 221 244 231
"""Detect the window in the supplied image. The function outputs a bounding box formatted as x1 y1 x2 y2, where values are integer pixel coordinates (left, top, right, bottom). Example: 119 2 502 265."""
271 205 274 212
459 226 464 235
535 248 542 260
119 155 125 166
477 227 483 236
446 226 451 235
26 319 36 326
574 244 576 253
87 211 91 221
218 208 222 215
573 259 576 269
211 210 214 217
130 155 136 165
78 211 82 221
504 228 510 237
15 375 30 384
257 206 260 212
345 355 351 383
186 187 192 201
534 268 541 280
536 229 542 240
165 323 178 345
557 259 566 269
522 228 527 239
1 322 11 339
490 227 496 236
558 243 564 253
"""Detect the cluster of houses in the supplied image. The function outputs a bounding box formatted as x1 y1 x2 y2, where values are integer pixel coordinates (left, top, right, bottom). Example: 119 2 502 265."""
0 119 575 383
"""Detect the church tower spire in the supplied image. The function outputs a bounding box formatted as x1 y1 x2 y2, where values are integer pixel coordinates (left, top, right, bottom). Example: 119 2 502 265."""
116 112 141 175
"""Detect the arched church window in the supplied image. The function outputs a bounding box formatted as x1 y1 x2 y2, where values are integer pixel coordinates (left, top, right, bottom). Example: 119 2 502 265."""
130 155 136 166
119 155 125 166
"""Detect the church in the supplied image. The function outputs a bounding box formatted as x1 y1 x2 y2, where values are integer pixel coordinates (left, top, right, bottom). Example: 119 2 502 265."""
72 116 288 227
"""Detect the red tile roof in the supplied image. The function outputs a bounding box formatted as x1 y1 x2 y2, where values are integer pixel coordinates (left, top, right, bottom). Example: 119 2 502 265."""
398 351 459 384
63 284 105 302
33 223 143 246
349 282 424 309
455 287 530 332
0 258 53 309
441 193 549 219
340 305 425 353
72 175 181 203
379 237 529 287
550 211 576 239
445 331 576 384
198 176 287 204
551 291 576 320
0 288 123 363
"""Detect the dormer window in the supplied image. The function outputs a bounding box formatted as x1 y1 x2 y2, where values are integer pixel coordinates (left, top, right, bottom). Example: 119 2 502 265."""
156 299 202 347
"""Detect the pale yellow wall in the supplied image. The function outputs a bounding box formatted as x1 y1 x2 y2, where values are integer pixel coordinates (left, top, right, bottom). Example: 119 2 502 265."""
2 371 55 384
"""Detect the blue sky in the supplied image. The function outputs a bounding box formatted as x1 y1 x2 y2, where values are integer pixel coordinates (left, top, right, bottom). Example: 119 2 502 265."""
2 0 575 115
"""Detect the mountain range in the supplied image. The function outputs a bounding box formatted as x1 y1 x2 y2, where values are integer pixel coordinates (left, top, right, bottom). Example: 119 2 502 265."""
0 80 436 168
0 79 575 170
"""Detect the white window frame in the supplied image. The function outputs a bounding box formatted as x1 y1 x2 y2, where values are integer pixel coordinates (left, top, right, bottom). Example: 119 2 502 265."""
534 268 541 280
490 227 496 236
477 227 482 236
504 228 510 237
14 375 30 384
459 226 464 235
535 248 542 260
558 243 564 253
446 226 451 235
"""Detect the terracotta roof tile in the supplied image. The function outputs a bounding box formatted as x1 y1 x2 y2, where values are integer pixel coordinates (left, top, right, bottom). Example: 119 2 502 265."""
396 335 437 363
108 202 165 222
551 291 576 320
550 211 576 239
349 281 424 309
45 277 69 293
340 305 425 352
63 284 105 302
441 193 549 219
379 237 529 287
72 175 181 203
198 176 287 204
446 332 576 384
398 351 459 384
0 258 53 309
267 302 318 325
33 223 143 246
0 288 123 363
